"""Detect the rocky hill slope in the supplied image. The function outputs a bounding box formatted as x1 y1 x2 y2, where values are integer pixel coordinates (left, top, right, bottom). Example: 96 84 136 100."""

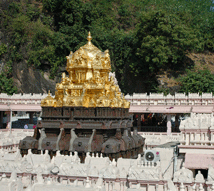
157 53 214 94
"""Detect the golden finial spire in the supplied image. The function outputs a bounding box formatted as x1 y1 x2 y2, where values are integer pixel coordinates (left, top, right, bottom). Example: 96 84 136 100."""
48 90 50 95
41 32 130 108
87 31 92 44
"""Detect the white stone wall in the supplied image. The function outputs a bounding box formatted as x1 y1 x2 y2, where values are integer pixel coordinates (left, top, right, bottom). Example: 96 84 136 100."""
0 129 33 149
0 93 52 105
1 92 214 106
180 113 214 146
125 92 214 106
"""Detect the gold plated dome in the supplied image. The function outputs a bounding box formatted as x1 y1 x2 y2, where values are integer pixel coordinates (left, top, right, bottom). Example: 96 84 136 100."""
41 32 130 108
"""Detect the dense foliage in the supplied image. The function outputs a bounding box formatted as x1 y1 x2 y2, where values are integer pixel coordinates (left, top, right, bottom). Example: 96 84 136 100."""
179 69 214 94
0 0 214 94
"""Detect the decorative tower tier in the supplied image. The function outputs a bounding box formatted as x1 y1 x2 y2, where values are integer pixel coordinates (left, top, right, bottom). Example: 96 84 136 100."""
41 32 130 108
19 32 144 161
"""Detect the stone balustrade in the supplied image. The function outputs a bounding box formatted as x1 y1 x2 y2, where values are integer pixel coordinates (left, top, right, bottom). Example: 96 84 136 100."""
179 131 214 146
0 92 214 106
125 92 214 106
139 130 214 148
179 113 214 146
138 132 181 148
138 113 214 147
0 93 53 105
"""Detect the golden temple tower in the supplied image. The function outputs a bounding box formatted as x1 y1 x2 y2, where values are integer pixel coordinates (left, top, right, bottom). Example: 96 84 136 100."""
41 32 130 108
20 33 145 160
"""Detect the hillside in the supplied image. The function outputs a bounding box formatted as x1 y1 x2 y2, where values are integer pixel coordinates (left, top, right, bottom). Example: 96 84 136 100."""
0 0 214 95
157 53 214 94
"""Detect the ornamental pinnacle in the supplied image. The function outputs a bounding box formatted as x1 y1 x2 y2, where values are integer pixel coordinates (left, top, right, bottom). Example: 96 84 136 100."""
41 32 130 108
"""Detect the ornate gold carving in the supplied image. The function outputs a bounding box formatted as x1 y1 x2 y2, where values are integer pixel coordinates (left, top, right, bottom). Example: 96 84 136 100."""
41 90 56 107
41 32 130 108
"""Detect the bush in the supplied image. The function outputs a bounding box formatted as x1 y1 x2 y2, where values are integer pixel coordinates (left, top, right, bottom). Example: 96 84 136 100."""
179 69 214 94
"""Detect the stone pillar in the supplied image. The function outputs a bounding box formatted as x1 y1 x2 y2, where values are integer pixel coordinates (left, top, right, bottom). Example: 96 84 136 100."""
9 109 12 130
6 111 10 124
155 184 159 191
167 114 172 135
29 112 34 124
5 110 11 129
137 114 141 131
175 114 179 131
0 111 3 129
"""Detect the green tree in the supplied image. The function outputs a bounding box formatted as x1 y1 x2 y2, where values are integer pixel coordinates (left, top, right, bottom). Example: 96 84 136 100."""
0 43 7 58
0 73 17 95
134 10 198 74
179 69 214 94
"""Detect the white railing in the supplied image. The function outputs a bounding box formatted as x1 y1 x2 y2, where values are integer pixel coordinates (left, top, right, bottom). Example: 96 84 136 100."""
178 114 214 146
179 131 214 146
1 92 214 106
126 92 214 106
0 93 53 105
139 132 182 148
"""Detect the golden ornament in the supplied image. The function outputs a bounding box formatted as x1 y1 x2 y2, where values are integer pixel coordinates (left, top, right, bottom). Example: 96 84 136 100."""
41 32 130 108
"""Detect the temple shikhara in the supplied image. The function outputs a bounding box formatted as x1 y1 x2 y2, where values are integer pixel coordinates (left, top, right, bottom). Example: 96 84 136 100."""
19 32 144 161
41 32 129 109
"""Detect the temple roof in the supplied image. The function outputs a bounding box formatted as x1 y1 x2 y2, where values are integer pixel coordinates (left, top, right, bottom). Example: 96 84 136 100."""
41 32 130 108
